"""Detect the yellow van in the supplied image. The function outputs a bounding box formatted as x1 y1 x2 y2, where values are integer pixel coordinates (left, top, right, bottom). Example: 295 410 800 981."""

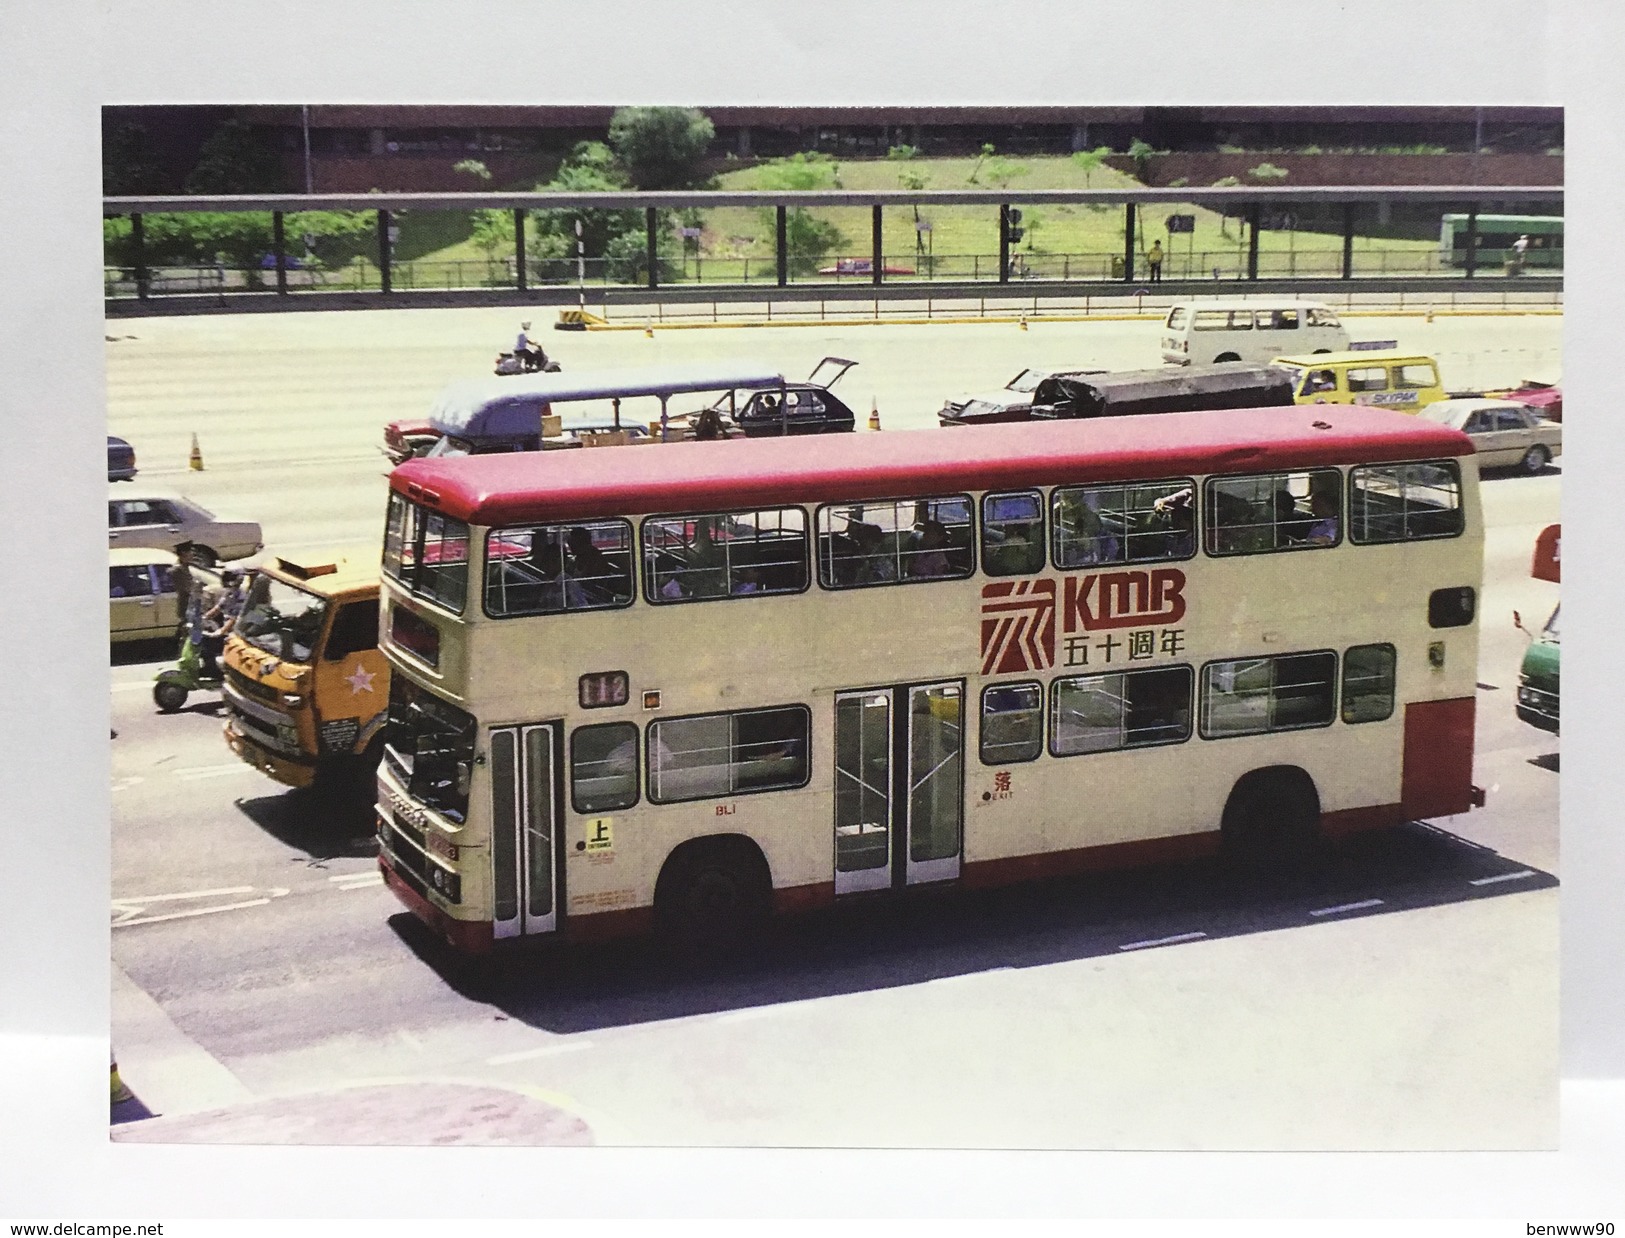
1271 350 1447 412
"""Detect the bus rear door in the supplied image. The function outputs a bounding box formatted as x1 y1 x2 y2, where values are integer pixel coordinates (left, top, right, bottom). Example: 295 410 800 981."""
833 682 964 895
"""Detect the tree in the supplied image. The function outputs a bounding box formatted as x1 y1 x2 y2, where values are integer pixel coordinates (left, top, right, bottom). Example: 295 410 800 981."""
981 155 1027 190
103 120 170 195
1069 145 1113 188
526 143 642 261
1247 161 1289 183
606 107 715 190
102 209 372 284
754 154 845 276
967 143 996 185
1126 137 1164 181
183 117 288 194
454 159 492 183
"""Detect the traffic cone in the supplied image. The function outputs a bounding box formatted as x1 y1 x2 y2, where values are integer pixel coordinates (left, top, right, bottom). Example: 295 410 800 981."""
644 319 654 338
188 433 204 471
1019 314 1028 331
1425 307 1436 324
110 1056 133 1105
868 400 881 432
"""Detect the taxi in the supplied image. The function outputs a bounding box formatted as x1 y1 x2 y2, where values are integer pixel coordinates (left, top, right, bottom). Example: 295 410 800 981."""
1271 350 1447 412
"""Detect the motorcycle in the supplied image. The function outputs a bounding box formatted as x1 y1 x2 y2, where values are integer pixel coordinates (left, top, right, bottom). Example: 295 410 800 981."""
495 348 561 376
153 632 223 712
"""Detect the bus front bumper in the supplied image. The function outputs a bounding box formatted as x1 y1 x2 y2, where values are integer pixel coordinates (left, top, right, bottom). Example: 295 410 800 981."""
378 846 494 956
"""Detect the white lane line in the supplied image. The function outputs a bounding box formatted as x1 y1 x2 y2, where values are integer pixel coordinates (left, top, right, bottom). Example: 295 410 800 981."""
111 776 146 793
486 1041 596 1066
111 885 289 928
330 872 384 890
1309 898 1385 918
1117 931 1207 952
113 897 271 928
1469 869 1538 887
173 765 257 780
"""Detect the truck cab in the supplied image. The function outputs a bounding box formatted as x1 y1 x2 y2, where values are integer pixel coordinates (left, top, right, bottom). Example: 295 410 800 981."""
221 553 387 797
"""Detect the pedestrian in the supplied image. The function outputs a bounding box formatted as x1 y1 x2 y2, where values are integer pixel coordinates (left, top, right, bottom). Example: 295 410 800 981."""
1508 234 1530 277
170 541 195 633
1147 239 1164 283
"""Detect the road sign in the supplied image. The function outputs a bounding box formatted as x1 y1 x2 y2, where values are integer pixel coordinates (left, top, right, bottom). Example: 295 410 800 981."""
1166 213 1196 233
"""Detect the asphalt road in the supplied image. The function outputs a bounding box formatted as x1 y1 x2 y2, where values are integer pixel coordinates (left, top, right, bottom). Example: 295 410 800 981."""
107 307 1562 1149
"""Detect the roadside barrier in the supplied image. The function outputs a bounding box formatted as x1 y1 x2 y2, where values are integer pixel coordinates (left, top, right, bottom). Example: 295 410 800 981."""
189 433 204 471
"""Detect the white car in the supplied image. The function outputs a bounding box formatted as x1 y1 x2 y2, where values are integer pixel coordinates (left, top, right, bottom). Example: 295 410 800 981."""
1418 398 1563 474
107 486 263 564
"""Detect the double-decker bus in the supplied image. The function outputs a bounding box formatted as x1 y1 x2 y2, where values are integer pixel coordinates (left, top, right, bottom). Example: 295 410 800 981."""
374 406 1484 955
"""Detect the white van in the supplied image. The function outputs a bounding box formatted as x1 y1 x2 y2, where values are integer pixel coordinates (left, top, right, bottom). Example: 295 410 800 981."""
1161 299 1349 366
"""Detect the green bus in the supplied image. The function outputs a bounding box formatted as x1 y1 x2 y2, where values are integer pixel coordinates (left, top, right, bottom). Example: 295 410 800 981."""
1439 214 1563 270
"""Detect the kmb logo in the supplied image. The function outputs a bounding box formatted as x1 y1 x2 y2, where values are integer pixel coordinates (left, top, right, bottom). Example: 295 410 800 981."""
981 569 1187 674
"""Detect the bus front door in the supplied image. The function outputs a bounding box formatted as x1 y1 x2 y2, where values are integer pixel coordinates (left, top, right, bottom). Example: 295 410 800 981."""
833 681 964 895
488 722 561 938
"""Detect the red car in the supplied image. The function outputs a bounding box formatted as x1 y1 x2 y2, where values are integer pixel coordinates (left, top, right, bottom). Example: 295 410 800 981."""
1494 381 1563 422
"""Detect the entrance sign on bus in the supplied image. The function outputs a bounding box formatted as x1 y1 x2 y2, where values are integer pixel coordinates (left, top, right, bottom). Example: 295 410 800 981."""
373 405 1485 956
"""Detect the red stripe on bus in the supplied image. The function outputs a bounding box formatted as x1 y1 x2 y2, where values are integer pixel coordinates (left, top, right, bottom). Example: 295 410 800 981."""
1400 697 1478 820
391 406 1473 526
962 829 1222 889
1320 802 1410 838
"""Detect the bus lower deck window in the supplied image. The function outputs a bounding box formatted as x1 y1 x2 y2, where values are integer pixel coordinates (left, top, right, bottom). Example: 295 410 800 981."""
1200 651 1337 738
1049 666 1193 756
981 683 1043 764
571 722 639 813
648 706 811 803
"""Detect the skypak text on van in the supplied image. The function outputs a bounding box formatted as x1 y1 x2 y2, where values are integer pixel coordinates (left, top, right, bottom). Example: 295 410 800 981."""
1271 350 1447 412
1161 300 1348 366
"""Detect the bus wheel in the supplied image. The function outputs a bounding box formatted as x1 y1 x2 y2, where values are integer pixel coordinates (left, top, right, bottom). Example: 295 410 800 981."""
1220 767 1322 871
1519 444 1550 475
654 837 771 958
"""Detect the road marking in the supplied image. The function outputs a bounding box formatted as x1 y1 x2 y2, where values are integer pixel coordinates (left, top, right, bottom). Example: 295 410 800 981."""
1117 931 1207 952
486 1041 596 1066
1469 869 1538 886
329 872 384 890
112 885 289 928
1309 898 1385 918
111 776 146 793
173 764 257 780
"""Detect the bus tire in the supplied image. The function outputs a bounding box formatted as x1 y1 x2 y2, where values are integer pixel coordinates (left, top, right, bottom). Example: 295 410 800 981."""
1220 766 1322 870
1519 444 1550 475
654 836 772 957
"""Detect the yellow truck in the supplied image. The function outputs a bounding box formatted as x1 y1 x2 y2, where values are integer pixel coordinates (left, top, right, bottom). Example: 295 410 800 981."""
221 552 387 800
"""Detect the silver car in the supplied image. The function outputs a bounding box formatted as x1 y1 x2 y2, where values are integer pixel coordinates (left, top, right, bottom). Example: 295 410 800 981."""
107 486 263 564
1418 398 1563 474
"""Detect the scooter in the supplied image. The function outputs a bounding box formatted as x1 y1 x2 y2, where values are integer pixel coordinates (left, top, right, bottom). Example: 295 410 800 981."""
495 348 561 376
153 631 222 712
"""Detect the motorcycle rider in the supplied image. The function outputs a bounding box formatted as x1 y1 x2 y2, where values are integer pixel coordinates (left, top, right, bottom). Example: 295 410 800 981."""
514 321 549 372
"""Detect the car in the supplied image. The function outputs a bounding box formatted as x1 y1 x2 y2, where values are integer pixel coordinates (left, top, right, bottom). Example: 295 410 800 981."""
1488 380 1563 422
108 486 264 563
108 547 183 644
732 358 860 437
107 436 137 482
818 258 915 277
1418 398 1563 474
939 368 1107 426
382 418 444 466
258 253 305 269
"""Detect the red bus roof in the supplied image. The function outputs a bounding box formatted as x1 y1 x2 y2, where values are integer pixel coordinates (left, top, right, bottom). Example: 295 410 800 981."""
391 405 1474 526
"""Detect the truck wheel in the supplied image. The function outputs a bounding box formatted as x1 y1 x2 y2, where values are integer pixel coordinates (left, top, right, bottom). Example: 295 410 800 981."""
153 680 188 713
654 838 771 958
1519 445 1550 475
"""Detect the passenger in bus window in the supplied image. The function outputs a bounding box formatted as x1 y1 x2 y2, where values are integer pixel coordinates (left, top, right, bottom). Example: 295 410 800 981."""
1056 491 1120 566
1149 488 1195 557
530 538 584 609
565 526 625 604
847 522 897 585
732 565 762 595
1273 490 1314 547
905 520 951 579
1306 491 1339 545
685 520 729 598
